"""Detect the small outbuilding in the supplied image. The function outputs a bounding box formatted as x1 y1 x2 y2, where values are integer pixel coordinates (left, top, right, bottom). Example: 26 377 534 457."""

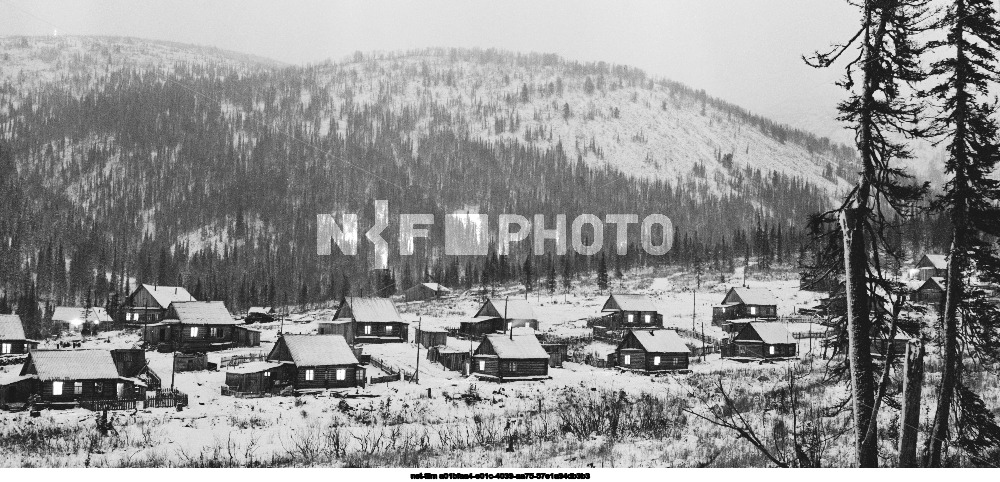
224 361 285 396
415 327 449 348
403 283 453 302
471 334 550 381
246 307 276 324
427 346 471 374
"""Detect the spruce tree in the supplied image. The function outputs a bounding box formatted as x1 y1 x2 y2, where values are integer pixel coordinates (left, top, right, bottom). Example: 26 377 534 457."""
596 253 609 292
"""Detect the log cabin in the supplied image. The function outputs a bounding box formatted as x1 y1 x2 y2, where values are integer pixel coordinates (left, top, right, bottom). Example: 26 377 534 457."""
125 284 196 325
472 298 540 332
0 314 38 356
913 277 946 305
403 282 452 302
16 350 142 406
915 254 948 281
415 327 449 348
613 329 691 372
140 301 260 353
725 322 797 359
246 307 276 324
266 334 364 390
712 287 779 324
329 297 408 344
50 306 113 334
471 334 550 381
598 294 663 330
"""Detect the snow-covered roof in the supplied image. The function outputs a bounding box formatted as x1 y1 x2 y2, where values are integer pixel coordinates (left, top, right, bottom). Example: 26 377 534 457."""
476 298 537 320
278 334 359 366
0 314 27 340
628 329 690 354
419 283 451 292
23 350 122 380
51 306 113 324
726 287 779 306
743 323 795 345
248 307 274 314
227 361 283 374
338 297 403 323
602 294 658 313
918 254 948 270
482 334 548 359
167 301 236 325
918 277 946 292
136 284 195 309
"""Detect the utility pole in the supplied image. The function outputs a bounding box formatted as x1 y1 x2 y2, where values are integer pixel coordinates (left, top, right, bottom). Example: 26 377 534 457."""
701 322 705 362
170 351 177 392
506 296 511 340
414 316 422 384
691 288 696 332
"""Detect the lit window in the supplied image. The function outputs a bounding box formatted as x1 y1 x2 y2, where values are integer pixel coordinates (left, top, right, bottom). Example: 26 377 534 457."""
653 356 661 365
95 382 103 393
644 314 652 324
510 362 517 372
190 327 199 337
750 306 757 315
210 327 218 338
478 360 485 371
623 354 631 365
264 371 270 377
627 314 635 324
385 325 393 334
364 325 372 335
1 343 11 354
74 382 83 395
52 381 63 396
336 369 346 380
305 369 315 381
769 346 775 355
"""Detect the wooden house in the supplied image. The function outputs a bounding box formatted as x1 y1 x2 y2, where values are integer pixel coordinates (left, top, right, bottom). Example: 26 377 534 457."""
140 301 259 353
16 350 142 406
415 327 449 348
403 282 452 302
712 287 779 324
613 329 691 372
0 314 38 356
913 277 946 305
266 334 364 390
471 334 550 381
459 316 504 338
474 298 540 332
246 307 276 324
725 322 797 359
125 284 196 325
50 306 113 334
597 294 662 330
329 297 408 344
916 254 948 281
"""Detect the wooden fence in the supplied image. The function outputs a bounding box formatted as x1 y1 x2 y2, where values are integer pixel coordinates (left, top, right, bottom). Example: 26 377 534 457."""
369 356 412 383
145 388 188 408
80 399 138 411
219 352 267 368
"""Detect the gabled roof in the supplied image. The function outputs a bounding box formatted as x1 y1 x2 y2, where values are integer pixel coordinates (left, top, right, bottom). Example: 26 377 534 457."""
725 287 779 306
627 329 690 354
337 297 404 323
918 254 948 270
482 334 548 359
51 306 113 324
475 299 537 320
21 350 122 380
602 294 658 313
741 322 795 345
418 283 451 292
0 314 27 340
274 334 359 366
918 277 946 292
248 307 274 315
167 301 236 325
133 284 196 309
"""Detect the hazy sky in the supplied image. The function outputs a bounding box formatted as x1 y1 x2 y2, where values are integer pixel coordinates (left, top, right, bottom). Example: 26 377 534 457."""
1 0 859 142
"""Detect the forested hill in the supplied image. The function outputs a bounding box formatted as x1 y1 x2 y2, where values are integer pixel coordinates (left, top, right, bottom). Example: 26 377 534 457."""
2 36 934 328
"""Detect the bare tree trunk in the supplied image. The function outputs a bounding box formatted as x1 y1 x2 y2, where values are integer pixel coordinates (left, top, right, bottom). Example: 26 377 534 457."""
926 237 963 467
899 341 924 467
840 208 878 467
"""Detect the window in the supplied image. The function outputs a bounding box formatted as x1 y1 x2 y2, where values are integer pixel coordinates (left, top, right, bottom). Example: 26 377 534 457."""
52 381 63 396
769 346 775 355
509 362 517 372
385 324 394 334
210 327 219 338
264 371 270 378
749 306 757 316
478 360 486 371
305 369 315 381
336 369 346 381
1 343 11 354
653 356 661 366
95 382 104 394
190 327 199 337
623 354 631 365
644 314 652 324
364 325 372 335
74 382 83 395
627 314 635 324
116 383 125 399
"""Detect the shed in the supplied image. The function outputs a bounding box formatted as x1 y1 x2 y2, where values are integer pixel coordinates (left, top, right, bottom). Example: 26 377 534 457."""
224 361 286 395
404 283 453 302
471 334 549 381
246 307 276 324
427 346 471 374
614 329 690 371
415 327 449 348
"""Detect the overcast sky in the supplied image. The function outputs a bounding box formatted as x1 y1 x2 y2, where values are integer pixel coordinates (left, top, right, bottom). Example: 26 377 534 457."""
1 0 860 142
